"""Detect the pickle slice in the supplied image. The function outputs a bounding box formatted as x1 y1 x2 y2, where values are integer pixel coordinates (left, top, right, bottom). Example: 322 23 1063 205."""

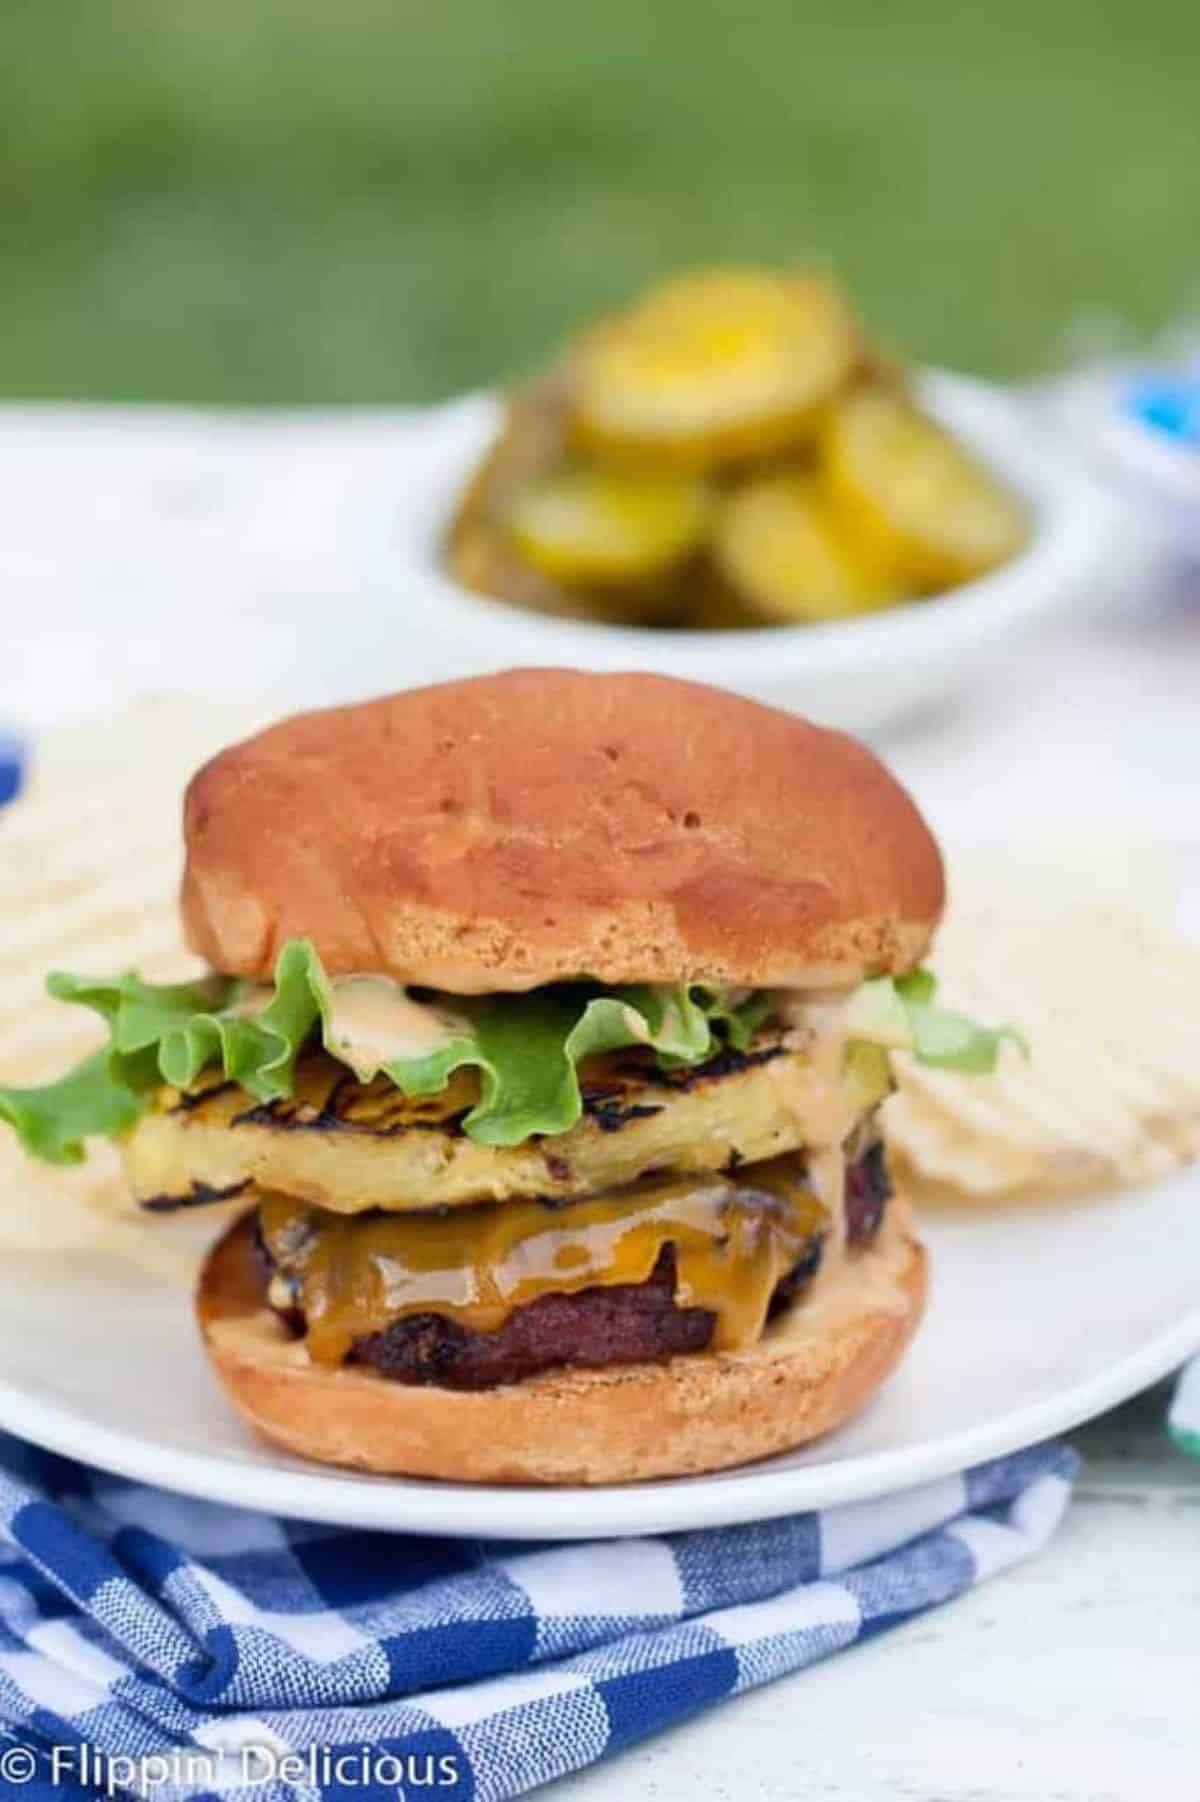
713 472 901 624
506 467 710 588
823 385 1027 587
447 517 599 620
447 378 608 619
679 569 769 631
571 268 860 470
451 377 571 533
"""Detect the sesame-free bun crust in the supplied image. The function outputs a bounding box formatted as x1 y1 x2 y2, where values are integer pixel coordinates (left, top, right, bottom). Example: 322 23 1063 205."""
182 670 944 991
197 1201 927 1485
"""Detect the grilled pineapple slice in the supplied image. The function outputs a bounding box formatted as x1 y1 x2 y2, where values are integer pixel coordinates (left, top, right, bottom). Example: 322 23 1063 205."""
123 1034 893 1215
506 466 709 593
822 384 1027 588
571 268 860 470
713 472 901 624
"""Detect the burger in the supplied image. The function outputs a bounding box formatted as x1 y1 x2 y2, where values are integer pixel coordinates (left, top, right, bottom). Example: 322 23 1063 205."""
0 670 1016 1484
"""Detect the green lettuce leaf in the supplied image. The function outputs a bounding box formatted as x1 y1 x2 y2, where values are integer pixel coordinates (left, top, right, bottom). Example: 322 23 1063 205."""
0 938 1023 1166
854 969 1028 1073
359 978 764 1147
0 943 768 1161
0 1049 147 1165
44 950 329 1103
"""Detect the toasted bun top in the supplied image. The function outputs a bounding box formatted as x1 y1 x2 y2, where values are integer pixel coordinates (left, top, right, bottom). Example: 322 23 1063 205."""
181 669 944 991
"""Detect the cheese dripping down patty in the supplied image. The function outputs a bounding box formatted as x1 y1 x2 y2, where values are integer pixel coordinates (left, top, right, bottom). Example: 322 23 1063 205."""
259 1157 830 1368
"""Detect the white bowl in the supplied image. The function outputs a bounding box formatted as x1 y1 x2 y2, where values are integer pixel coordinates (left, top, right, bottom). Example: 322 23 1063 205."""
381 370 1116 734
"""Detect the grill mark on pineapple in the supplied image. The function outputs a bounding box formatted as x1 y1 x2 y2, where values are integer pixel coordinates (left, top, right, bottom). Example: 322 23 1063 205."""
586 1097 664 1134
140 1177 251 1213
170 1034 791 1144
166 1078 239 1115
230 1083 472 1139
609 1041 788 1091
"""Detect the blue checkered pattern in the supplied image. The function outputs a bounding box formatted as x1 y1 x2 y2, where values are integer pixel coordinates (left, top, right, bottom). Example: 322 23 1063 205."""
0 733 23 810
0 1434 1076 1800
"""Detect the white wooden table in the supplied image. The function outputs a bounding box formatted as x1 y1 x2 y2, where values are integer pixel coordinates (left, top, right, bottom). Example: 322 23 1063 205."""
551 1385 1200 1802
2 406 1198 1802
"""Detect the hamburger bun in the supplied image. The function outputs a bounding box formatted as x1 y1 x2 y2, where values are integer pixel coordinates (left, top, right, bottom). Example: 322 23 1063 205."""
182 670 944 992
196 1200 927 1485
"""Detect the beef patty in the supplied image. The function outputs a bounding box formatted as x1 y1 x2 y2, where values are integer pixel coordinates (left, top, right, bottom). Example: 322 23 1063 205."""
259 1141 893 1390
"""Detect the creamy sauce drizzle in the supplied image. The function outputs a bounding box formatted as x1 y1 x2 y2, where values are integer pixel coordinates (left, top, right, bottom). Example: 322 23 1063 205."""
227 982 274 1019
323 977 469 1079
766 987 867 1260
776 1210 913 1336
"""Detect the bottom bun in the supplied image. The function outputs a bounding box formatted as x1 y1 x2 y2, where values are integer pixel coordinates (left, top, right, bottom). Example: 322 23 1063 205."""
196 1199 928 1486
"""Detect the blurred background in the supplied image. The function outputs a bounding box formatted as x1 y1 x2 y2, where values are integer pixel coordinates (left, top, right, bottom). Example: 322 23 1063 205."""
1 0 1197 760
3 0 1198 405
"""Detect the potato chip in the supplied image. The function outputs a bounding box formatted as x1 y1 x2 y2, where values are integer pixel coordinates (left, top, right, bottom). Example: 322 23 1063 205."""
0 700 262 1274
887 900 1200 1202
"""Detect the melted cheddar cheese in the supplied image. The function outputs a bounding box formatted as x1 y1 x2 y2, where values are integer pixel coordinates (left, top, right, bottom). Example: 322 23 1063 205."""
259 1157 828 1366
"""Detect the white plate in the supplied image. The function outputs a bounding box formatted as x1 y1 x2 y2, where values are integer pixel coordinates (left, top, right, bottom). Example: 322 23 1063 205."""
376 371 1124 734
2 1167 1198 1538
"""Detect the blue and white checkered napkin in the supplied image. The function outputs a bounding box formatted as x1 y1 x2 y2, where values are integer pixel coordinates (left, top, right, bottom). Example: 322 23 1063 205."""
0 1434 1076 1801
0 734 23 810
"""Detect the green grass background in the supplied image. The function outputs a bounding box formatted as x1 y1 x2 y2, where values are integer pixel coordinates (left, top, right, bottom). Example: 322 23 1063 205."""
3 0 1197 403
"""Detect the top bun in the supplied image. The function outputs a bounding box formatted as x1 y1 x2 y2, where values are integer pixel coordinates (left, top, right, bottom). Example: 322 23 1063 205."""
181 670 944 992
